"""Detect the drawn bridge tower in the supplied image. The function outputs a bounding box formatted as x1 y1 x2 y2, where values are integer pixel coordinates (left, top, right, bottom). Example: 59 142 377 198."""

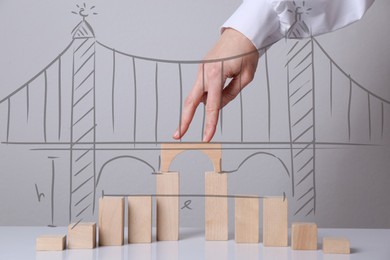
68 19 97 222
286 39 316 216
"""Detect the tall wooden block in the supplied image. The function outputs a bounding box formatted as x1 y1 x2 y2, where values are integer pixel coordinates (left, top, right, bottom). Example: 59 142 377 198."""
323 237 350 254
263 197 288 247
235 197 259 243
205 171 228 241
98 196 125 246
156 172 179 241
68 222 96 249
291 222 318 250
36 235 66 251
128 196 152 243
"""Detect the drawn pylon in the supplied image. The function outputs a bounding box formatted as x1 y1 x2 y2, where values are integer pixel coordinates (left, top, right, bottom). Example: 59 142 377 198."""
69 17 97 222
286 38 316 216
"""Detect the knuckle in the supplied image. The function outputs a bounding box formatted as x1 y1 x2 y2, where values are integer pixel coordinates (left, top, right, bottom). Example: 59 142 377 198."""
205 103 220 113
224 91 237 102
205 63 221 79
241 72 254 85
184 96 196 108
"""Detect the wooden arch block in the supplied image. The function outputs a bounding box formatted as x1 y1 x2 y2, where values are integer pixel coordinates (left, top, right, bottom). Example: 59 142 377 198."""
160 143 221 172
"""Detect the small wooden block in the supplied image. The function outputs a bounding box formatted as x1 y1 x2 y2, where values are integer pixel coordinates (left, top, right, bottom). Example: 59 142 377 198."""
160 143 222 172
68 222 96 249
128 196 152 243
291 222 318 250
36 235 66 251
98 196 125 246
205 171 228 241
235 197 259 243
156 172 179 241
323 237 350 254
263 197 288 247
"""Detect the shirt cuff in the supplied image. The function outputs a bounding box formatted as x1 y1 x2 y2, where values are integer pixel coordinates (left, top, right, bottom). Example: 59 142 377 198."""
221 0 283 49
306 0 375 37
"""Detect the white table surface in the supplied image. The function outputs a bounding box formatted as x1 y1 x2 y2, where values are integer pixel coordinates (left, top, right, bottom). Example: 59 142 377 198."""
0 227 389 260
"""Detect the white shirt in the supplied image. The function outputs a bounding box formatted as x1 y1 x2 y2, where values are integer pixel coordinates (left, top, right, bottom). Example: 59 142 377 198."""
223 0 375 49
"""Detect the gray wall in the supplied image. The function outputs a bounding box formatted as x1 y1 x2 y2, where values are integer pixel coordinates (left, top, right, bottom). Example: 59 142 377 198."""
0 0 389 229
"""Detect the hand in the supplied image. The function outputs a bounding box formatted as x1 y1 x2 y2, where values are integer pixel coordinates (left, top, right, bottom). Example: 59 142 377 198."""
172 28 260 142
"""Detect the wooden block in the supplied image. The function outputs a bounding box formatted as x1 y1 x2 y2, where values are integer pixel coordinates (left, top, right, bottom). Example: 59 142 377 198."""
156 172 179 241
98 196 125 246
68 222 96 249
263 197 288 247
205 171 228 241
128 196 152 243
36 235 66 251
235 196 259 243
160 143 221 172
323 237 350 254
291 222 318 250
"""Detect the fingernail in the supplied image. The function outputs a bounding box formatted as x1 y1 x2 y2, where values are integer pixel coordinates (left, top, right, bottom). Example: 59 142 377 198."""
203 132 208 142
173 130 179 138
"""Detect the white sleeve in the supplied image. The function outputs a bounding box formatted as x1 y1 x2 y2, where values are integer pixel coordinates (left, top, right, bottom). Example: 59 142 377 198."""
222 0 375 49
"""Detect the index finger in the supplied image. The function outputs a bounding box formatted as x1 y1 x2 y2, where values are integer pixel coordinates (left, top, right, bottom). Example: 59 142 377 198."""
173 73 204 140
203 67 224 142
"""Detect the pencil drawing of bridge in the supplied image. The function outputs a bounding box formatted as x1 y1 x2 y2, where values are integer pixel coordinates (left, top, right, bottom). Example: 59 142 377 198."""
0 9 389 226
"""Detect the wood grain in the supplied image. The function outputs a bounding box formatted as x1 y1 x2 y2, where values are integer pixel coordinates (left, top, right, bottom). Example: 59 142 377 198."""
68 222 96 249
156 172 179 241
235 197 259 243
98 196 125 246
291 222 318 250
36 235 66 251
160 143 221 172
323 237 350 254
205 171 228 241
263 196 288 247
128 196 152 243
